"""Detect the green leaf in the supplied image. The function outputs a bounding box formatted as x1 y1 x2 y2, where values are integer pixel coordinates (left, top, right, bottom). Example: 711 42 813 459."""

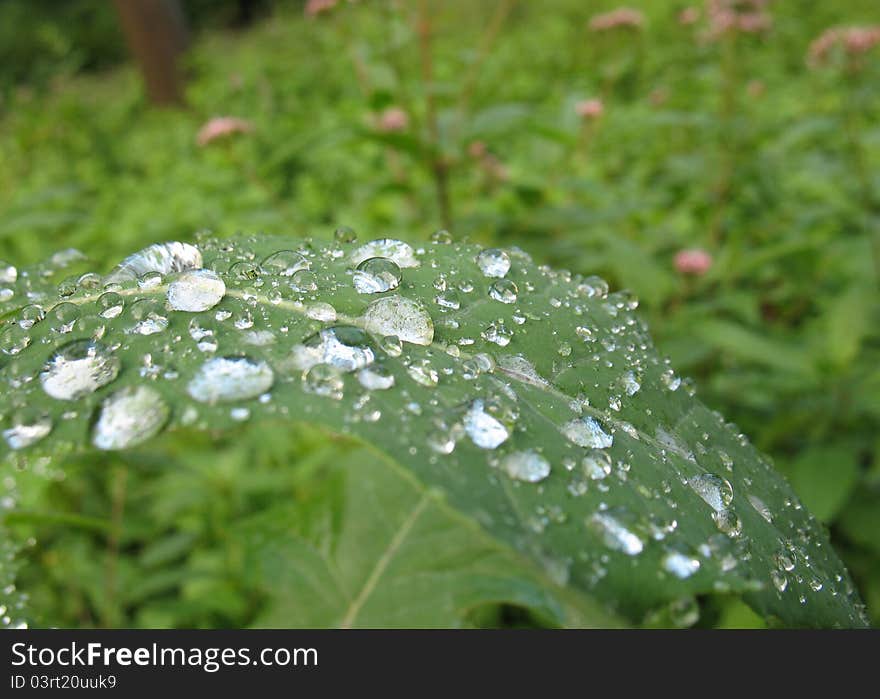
0 234 868 628
782 444 860 523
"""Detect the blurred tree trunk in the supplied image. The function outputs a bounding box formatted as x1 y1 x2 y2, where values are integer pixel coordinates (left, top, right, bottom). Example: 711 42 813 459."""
113 0 189 106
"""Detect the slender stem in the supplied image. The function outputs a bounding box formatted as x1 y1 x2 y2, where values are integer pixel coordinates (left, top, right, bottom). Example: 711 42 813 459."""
103 465 127 627
456 0 515 117
417 0 452 229
709 33 739 246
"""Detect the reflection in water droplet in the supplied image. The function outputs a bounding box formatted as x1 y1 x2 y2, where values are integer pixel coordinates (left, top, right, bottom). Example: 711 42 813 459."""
351 239 419 268
501 450 551 483
92 385 170 450
363 296 434 346
305 302 337 322
358 366 395 390
482 321 513 346
303 364 344 399
106 242 202 285
407 359 439 387
582 449 612 480
261 250 310 276
292 326 375 372
353 257 402 294
475 248 511 278
663 550 701 579
463 399 510 449
488 279 518 304
688 473 733 512
40 340 120 400
167 269 226 312
562 417 613 449
187 356 274 404
98 292 124 319
3 409 52 449
588 510 644 555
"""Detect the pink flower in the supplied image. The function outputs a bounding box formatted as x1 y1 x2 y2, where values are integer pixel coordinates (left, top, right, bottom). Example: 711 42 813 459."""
588 8 644 32
702 0 772 41
679 7 700 26
575 98 604 119
808 26 880 68
305 0 337 17
376 106 409 133
675 249 713 276
196 116 254 147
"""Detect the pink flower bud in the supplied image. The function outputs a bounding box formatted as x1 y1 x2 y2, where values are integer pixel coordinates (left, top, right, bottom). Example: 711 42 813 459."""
377 107 409 133
196 117 254 147
674 249 713 276
575 98 604 119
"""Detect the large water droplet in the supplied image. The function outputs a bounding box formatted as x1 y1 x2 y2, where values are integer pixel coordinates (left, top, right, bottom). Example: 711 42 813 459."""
92 385 170 450
261 250 310 276
40 340 120 400
475 248 511 278
561 417 613 449
106 242 202 285
291 326 375 372
167 269 226 312
501 450 551 483
362 296 434 346
350 239 419 268
187 356 274 404
353 257 402 294
488 279 518 304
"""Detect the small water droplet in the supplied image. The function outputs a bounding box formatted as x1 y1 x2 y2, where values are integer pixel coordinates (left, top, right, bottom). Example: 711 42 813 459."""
688 474 733 512
501 450 551 483
588 509 644 555
3 409 52 450
488 279 518 304
351 239 419 268
562 417 613 449
463 399 510 449
261 250 310 276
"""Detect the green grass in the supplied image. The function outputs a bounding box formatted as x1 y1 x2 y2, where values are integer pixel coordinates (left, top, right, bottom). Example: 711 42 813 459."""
1 0 878 627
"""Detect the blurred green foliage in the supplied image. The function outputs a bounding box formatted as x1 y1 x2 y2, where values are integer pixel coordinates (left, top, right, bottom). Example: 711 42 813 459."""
0 0 878 627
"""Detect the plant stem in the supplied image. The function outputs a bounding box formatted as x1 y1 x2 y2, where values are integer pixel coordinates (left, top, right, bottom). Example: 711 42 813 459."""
417 0 452 229
103 465 127 627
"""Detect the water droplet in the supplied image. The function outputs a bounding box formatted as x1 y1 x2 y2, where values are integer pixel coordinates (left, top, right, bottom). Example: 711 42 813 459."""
363 296 434 346
407 359 439 387
358 366 395 390
303 364 344 399
434 289 461 310
334 225 357 243
290 269 318 293
688 474 733 512
475 248 511 278
187 356 274 404
49 303 80 334
0 325 31 355
561 417 613 449
463 399 510 449
771 569 788 592
261 250 310 276
106 242 202 285
351 239 419 268
353 257 402 294
167 269 226 312
0 261 17 285
292 326 375 372
40 340 120 400
3 409 52 450
501 450 551 483
662 550 701 579
482 320 513 346
488 279 518 304
127 299 169 336
92 385 170 450
661 368 681 391
98 292 124 319
582 449 612 480
588 509 644 555
305 302 337 322
430 229 453 244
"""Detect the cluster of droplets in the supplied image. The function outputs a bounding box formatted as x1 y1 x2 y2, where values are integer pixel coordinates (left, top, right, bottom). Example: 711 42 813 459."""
0 231 869 628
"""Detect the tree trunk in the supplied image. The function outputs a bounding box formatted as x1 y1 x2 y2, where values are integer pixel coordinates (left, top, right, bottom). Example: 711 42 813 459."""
113 0 188 106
